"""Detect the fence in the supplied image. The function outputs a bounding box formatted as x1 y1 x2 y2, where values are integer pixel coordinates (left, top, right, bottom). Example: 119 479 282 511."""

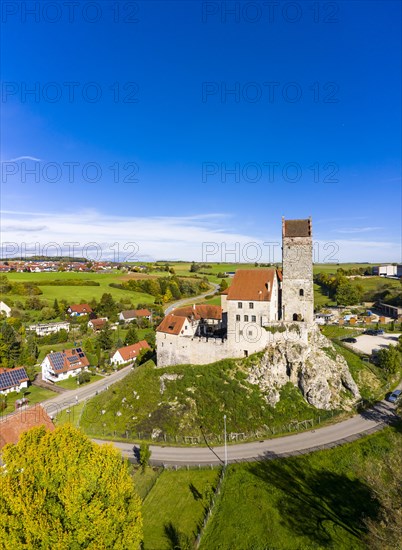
82 412 340 446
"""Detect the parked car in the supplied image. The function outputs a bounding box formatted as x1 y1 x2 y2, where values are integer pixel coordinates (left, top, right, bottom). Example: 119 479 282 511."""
387 389 402 403
342 337 357 343
376 329 384 335
364 330 376 335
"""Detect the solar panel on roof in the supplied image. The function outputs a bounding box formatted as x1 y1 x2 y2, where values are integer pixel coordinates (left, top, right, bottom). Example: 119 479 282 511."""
78 352 85 358
76 347 82 353
67 356 78 363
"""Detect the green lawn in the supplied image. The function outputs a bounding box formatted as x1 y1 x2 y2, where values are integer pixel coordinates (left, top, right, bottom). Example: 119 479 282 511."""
54 402 86 427
132 466 162 500
55 373 103 390
200 427 400 550
141 468 220 550
1 385 56 415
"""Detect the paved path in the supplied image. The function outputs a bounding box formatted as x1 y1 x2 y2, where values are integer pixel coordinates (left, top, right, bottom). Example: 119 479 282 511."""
94 395 400 466
164 283 220 314
40 365 134 417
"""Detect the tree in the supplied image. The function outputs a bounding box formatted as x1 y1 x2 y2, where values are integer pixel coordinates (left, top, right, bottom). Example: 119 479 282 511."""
98 293 118 319
139 443 151 472
220 279 228 291
335 280 362 306
78 371 91 384
376 346 401 374
96 327 113 351
0 425 143 549
53 298 60 315
125 325 139 346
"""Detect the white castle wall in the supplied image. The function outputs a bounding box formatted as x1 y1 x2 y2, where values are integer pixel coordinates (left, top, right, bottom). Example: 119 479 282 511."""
156 322 309 367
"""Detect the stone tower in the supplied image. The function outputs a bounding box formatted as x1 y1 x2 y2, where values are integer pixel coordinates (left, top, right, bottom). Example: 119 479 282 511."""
281 217 314 324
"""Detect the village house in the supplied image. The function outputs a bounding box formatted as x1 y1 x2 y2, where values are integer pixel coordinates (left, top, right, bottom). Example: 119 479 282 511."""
156 217 314 367
110 340 150 366
88 317 108 331
67 303 93 317
42 348 90 383
0 301 11 317
0 367 29 395
0 406 54 451
28 321 70 337
119 309 152 323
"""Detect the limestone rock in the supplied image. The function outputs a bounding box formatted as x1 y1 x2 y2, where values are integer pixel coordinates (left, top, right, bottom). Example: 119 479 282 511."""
247 325 360 410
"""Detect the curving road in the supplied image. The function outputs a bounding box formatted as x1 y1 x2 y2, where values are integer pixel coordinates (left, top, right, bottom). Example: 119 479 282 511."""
164 283 220 314
94 395 400 466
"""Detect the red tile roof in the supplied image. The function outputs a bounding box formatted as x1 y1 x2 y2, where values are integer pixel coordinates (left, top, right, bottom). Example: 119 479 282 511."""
89 318 107 327
226 269 277 301
68 303 93 314
121 309 152 319
0 405 55 450
172 304 222 321
116 340 150 361
156 314 187 335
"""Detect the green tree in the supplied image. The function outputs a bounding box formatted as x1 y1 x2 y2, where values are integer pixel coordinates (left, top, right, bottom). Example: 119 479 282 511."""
98 293 118 319
96 327 113 351
78 371 91 384
220 279 228 291
125 325 139 346
0 425 143 549
139 443 151 472
376 346 401 374
335 281 362 306
53 298 60 315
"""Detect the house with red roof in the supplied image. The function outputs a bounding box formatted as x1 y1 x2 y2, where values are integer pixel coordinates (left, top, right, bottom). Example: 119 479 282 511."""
88 317 108 331
0 405 55 450
110 340 151 366
41 348 90 383
67 303 93 317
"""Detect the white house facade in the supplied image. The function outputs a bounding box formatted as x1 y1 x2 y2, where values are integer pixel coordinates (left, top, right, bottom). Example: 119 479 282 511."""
42 348 90 383
0 367 29 395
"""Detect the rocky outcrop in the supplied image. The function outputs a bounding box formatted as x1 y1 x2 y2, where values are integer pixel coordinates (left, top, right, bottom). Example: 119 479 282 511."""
247 326 360 410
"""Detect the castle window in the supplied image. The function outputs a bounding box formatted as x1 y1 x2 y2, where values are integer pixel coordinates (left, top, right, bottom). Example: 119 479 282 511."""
244 315 249 322
249 302 254 309
238 302 242 308
293 313 299 321
251 315 256 322
299 289 304 296
236 314 240 321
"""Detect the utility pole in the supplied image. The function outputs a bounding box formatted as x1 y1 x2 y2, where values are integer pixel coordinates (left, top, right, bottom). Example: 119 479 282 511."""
223 414 227 468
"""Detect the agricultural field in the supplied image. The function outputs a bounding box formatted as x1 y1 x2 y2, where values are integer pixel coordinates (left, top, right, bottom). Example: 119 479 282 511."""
4 271 156 306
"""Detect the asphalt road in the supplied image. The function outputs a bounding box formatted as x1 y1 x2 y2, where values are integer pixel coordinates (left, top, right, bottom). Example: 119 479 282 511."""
94 394 400 466
164 283 220 314
40 365 133 417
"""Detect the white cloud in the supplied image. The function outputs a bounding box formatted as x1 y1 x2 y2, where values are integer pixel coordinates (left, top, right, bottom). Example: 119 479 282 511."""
0 210 399 263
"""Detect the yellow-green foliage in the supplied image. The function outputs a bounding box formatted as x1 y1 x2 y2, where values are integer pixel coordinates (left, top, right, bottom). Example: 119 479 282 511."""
0 425 142 549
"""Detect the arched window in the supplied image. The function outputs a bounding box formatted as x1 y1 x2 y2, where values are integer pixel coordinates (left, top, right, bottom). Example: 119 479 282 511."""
293 313 298 321
299 289 304 296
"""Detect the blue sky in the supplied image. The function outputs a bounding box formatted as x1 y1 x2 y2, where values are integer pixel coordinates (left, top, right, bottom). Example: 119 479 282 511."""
1 0 401 262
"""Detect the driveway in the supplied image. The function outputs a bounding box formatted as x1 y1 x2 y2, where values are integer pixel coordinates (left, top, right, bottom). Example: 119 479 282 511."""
352 333 400 355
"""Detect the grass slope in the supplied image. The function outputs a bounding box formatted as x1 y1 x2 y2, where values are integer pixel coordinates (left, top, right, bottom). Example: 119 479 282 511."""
141 468 220 550
78 358 336 441
200 427 401 550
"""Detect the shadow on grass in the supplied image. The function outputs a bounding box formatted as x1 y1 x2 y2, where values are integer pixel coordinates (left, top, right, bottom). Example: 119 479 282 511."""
163 522 192 550
250 458 380 547
189 482 202 500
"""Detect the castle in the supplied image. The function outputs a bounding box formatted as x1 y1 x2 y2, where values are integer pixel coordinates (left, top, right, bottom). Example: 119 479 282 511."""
156 217 314 367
